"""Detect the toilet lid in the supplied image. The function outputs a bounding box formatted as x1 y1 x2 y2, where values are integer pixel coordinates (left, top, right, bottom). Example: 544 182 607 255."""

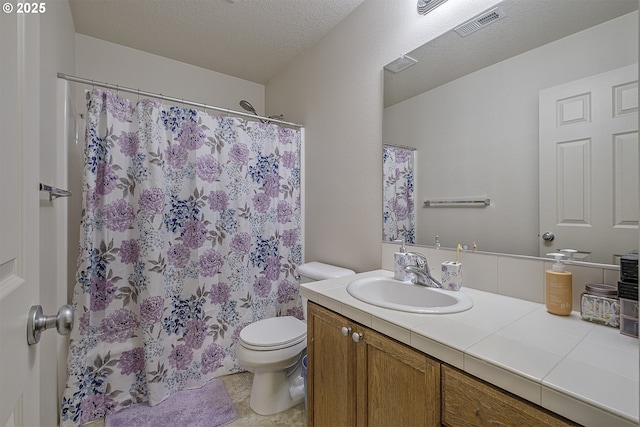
239 316 306 350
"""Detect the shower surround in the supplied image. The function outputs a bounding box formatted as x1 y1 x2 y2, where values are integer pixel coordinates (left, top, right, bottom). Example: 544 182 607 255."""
61 89 303 426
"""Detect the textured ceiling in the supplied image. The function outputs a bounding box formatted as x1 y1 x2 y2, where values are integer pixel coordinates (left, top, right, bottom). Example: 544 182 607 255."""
69 0 366 85
384 0 638 107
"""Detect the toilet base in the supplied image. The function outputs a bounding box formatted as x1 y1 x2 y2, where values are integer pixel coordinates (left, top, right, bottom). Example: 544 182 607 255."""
249 365 304 415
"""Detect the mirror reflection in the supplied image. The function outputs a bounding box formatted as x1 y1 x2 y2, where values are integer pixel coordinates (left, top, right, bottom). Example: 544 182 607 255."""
382 144 416 244
383 0 638 265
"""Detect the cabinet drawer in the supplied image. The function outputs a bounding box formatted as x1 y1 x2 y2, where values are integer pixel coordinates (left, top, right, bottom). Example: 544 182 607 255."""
441 365 579 427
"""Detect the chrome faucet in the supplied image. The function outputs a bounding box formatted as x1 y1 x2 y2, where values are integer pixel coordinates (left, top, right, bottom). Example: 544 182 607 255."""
404 252 442 288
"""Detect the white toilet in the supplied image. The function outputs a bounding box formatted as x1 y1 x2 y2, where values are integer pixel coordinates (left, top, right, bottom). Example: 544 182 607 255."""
237 262 356 415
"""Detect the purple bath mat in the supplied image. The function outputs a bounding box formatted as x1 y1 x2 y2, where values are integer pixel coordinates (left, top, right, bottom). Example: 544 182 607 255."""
105 379 237 427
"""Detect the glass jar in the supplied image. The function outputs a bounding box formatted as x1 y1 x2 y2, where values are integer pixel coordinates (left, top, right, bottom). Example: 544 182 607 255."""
580 284 620 327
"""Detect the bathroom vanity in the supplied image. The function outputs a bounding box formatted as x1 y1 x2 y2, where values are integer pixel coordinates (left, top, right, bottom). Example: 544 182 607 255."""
301 270 639 427
307 302 440 426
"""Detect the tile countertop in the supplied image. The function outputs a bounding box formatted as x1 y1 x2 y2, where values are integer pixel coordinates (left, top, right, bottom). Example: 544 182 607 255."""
300 269 639 427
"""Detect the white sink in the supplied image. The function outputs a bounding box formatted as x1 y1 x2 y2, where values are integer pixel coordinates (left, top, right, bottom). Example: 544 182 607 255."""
346 276 473 314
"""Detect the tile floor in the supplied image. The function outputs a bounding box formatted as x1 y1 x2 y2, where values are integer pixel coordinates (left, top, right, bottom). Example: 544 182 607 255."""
220 371 306 427
81 371 306 427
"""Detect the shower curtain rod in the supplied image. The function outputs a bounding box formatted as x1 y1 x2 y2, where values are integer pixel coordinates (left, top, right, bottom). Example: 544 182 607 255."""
57 72 303 129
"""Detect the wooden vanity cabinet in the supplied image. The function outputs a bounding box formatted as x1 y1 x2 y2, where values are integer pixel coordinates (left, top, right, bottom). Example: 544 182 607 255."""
307 302 441 427
306 302 357 426
441 365 579 427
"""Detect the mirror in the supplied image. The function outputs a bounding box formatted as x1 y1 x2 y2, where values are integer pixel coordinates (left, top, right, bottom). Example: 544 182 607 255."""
383 0 638 265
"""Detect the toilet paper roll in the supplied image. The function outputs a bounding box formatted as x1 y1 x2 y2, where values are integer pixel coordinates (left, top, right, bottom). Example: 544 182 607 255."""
441 261 462 291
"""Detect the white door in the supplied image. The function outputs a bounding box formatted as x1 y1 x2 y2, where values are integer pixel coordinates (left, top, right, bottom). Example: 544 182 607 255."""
1 12 42 427
539 64 638 264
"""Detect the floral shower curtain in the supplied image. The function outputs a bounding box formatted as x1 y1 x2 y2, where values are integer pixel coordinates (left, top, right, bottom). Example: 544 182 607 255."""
61 89 302 426
382 145 415 244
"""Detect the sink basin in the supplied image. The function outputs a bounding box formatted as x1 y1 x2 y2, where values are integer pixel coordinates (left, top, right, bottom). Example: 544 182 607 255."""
346 276 473 314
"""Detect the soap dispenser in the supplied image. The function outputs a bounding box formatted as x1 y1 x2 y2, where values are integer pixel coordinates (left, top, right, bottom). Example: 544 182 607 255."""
393 239 414 281
545 253 573 316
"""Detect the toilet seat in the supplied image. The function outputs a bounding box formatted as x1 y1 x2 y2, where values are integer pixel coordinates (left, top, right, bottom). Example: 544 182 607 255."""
239 316 306 351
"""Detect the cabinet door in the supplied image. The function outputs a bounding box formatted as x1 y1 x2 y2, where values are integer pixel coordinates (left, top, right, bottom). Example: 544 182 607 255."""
356 326 441 427
442 365 578 427
307 303 357 427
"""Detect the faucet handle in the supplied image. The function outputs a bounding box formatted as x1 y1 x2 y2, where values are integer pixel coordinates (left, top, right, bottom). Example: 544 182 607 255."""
407 252 426 268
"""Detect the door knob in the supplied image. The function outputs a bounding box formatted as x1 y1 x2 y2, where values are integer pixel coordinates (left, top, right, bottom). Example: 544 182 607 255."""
27 304 74 345
341 326 352 336
542 231 555 242
352 332 363 343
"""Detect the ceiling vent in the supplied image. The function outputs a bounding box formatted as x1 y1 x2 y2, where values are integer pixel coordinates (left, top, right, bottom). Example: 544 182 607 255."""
417 0 448 15
384 55 418 74
454 7 506 37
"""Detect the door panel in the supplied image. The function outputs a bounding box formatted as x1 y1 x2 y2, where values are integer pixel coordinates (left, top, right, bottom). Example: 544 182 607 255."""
0 11 41 427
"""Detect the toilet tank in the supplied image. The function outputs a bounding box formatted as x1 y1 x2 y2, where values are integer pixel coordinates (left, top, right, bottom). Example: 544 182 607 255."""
296 262 355 283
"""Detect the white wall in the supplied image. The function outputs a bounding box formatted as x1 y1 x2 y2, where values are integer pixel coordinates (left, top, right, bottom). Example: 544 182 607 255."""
384 12 638 257
75 34 265 113
266 0 503 272
38 1 76 424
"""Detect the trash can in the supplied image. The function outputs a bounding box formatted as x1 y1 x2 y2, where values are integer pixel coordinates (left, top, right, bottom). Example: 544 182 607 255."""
301 354 308 409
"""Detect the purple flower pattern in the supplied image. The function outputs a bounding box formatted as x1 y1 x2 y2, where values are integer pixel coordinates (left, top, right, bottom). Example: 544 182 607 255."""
79 395 116 424
207 190 228 212
264 257 281 281
181 220 207 249
198 249 223 277
167 244 190 268
139 188 165 214
106 91 134 122
90 277 117 311
118 131 139 157
229 143 249 165
282 229 298 248
277 201 292 224
264 174 280 197
140 296 164 324
63 89 302 427
95 163 119 196
229 232 251 254
177 121 205 150
201 343 224 374
253 277 272 298
118 348 145 375
85 188 100 212
99 309 138 343
165 144 188 169
168 344 193 370
251 192 270 213
103 199 135 232
196 155 222 183
277 280 297 304
209 282 231 305
119 239 140 264
184 319 208 349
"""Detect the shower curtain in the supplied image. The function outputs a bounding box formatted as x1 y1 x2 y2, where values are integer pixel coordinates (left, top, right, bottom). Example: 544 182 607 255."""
61 89 303 426
382 145 415 244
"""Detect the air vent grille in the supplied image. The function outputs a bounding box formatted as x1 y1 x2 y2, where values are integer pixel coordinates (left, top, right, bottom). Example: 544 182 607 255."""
417 0 448 15
455 7 506 37
384 55 418 74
